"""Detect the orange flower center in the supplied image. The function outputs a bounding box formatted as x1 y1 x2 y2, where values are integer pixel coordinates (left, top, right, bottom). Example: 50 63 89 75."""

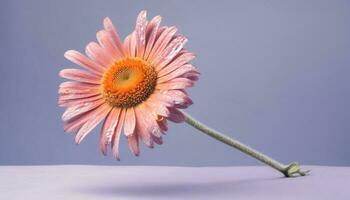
101 58 157 108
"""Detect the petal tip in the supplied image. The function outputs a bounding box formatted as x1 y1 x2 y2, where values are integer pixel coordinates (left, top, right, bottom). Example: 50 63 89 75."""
139 10 147 16
58 69 65 78
103 17 111 24
113 153 121 160
86 41 97 48
64 50 74 58
100 146 108 156
154 15 162 21
75 133 84 144
96 30 104 38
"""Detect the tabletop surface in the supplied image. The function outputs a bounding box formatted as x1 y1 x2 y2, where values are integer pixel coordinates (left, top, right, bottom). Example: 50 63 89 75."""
1 165 349 200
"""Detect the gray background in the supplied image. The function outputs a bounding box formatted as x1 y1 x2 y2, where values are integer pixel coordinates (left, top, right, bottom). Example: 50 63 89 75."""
1 0 349 166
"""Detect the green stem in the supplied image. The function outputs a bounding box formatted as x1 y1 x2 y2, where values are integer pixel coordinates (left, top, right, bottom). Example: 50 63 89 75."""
182 111 309 177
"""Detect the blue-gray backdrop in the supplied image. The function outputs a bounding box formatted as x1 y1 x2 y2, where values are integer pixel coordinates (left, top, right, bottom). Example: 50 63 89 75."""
1 0 349 166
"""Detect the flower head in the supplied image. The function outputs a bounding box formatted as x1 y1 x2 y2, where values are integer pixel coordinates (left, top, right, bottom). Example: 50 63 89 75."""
58 10 199 159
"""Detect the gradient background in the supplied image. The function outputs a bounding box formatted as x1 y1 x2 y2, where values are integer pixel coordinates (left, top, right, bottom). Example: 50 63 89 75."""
1 0 349 166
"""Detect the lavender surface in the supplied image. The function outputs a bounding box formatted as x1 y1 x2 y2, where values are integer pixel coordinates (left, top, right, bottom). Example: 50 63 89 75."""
1 165 349 200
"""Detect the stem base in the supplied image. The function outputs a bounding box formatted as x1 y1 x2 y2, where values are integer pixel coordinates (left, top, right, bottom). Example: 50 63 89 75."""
284 162 310 177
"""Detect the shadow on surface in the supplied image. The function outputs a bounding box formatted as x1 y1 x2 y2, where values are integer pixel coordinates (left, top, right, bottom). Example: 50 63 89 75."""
75 177 282 198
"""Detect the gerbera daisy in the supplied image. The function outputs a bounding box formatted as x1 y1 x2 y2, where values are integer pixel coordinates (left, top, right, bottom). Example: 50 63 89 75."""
58 10 307 178
59 10 199 159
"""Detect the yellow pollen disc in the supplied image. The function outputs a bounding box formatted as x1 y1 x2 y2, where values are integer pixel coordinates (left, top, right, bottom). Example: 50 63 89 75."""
101 57 158 108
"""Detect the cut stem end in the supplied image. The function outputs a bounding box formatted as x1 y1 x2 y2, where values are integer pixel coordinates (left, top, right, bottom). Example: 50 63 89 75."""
283 162 310 177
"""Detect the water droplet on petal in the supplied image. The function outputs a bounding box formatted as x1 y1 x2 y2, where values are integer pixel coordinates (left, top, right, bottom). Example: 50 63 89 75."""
151 127 161 137
174 100 182 105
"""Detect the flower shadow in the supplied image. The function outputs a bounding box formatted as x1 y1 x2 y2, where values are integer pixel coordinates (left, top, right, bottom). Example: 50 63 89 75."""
75 176 282 198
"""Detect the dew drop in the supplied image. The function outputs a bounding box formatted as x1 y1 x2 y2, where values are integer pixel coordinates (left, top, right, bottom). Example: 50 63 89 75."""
174 100 182 105
151 127 161 137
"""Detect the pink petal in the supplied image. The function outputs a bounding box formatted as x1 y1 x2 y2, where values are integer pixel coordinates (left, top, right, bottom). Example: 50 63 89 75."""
152 135 163 145
123 34 131 56
112 109 126 159
59 69 101 84
127 133 140 156
158 51 196 77
59 81 98 88
85 42 113 67
103 17 126 57
62 98 105 122
156 77 194 90
165 89 193 109
145 99 169 117
75 104 112 144
58 95 102 107
134 106 154 147
167 107 185 123
96 30 123 62
148 91 174 107
59 93 100 103
58 81 100 95
174 98 193 109
157 64 198 83
147 27 177 63
182 71 200 81
123 108 136 137
154 35 188 71
135 10 147 58
144 15 162 60
157 117 168 133
59 92 100 104
100 108 121 156
64 103 107 133
156 26 167 38
64 118 86 134
129 32 137 57
64 50 104 75
140 104 163 138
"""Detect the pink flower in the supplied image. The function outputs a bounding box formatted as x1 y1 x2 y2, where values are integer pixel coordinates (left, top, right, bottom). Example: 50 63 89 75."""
58 10 199 159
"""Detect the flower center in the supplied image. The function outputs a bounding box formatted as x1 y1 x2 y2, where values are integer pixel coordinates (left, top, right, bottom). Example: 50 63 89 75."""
101 58 157 108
